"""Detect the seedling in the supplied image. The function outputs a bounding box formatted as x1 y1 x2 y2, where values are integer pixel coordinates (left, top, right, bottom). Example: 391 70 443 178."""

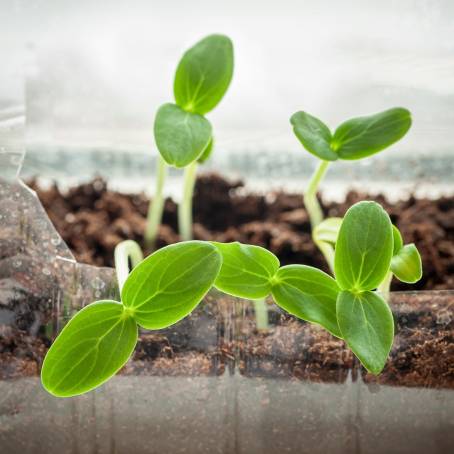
41 241 222 397
41 201 422 397
290 107 412 272
145 34 234 247
214 201 422 373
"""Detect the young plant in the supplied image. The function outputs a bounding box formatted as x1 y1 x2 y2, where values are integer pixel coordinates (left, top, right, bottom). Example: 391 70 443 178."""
41 201 422 398
145 34 234 247
41 241 222 397
212 201 422 373
290 107 412 272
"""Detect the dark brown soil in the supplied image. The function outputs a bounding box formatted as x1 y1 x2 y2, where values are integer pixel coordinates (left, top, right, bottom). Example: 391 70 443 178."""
29 173 454 291
1 174 452 388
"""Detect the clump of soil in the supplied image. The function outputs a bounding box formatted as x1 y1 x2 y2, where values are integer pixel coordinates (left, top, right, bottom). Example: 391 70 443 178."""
29 173 454 291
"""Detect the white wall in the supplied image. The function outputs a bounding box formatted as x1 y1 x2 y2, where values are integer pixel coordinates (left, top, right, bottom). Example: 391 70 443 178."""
1 0 454 154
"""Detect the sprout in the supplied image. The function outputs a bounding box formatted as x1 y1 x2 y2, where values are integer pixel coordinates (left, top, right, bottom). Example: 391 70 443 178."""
290 107 412 272
214 201 422 374
41 202 422 397
41 241 222 397
145 34 234 247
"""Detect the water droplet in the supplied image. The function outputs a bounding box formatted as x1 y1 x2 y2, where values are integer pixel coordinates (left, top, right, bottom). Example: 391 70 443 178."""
436 309 451 325
42 268 51 276
92 276 106 290
51 237 61 246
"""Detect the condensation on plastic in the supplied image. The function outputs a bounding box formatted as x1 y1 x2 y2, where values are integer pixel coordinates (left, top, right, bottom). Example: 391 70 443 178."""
0 112 453 454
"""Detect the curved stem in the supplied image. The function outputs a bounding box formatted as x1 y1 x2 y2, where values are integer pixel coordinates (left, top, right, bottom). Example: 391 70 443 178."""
114 240 144 293
178 161 198 241
377 271 393 302
314 239 335 274
145 155 168 250
304 160 334 271
304 160 330 228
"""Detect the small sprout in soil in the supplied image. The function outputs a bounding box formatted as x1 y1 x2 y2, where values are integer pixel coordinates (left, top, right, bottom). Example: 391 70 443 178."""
41 202 422 397
290 107 412 272
146 34 234 248
212 201 422 374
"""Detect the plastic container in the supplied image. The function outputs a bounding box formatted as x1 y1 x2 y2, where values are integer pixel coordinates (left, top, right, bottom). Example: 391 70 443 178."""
1 114 453 454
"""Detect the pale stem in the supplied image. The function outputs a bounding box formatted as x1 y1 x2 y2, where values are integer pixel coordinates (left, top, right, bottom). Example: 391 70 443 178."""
253 298 269 331
178 160 198 241
304 160 335 272
145 155 168 250
304 160 330 228
377 271 393 302
314 239 335 274
114 240 144 293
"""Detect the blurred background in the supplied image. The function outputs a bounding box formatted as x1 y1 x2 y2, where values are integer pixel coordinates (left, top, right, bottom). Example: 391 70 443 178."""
1 0 453 195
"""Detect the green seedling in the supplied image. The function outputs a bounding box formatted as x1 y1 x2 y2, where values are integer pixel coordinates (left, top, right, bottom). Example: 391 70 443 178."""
41 201 422 397
212 201 421 373
291 107 412 272
41 241 222 397
145 34 234 248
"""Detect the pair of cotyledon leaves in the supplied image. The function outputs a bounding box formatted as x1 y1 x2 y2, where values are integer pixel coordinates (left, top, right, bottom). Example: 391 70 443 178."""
41 202 421 397
291 107 412 161
313 217 422 285
154 34 233 167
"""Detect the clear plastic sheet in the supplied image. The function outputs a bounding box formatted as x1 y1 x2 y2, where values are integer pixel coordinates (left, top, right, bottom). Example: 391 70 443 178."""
1 113 453 453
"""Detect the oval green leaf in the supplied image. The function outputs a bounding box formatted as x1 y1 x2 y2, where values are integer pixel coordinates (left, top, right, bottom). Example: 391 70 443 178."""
391 243 422 284
290 111 337 161
197 136 214 164
154 103 212 168
313 217 342 245
212 242 280 299
122 241 222 329
271 265 341 338
337 290 394 374
392 224 403 255
41 300 138 398
174 34 234 115
332 107 412 160
334 201 393 292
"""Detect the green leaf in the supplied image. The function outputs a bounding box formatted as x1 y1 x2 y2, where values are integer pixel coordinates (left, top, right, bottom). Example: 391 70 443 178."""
313 217 342 245
122 241 222 329
154 103 212 168
391 244 422 283
197 136 214 164
334 201 393 292
392 224 403 255
271 265 341 338
337 290 394 374
290 111 338 161
332 107 412 160
174 34 234 115
212 242 279 299
41 301 137 398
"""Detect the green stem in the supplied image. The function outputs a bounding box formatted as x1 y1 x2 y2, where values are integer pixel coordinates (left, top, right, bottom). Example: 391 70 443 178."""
377 271 393 302
145 155 168 250
314 239 335 274
114 240 144 292
304 160 334 272
253 298 269 331
304 160 330 228
178 161 198 241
